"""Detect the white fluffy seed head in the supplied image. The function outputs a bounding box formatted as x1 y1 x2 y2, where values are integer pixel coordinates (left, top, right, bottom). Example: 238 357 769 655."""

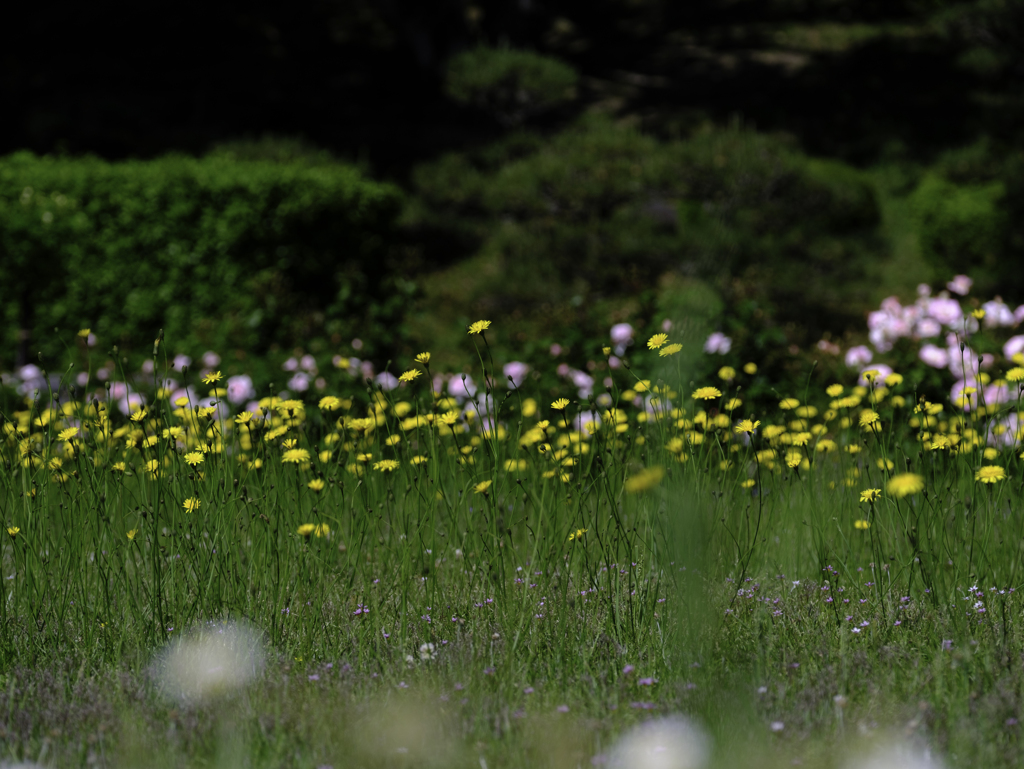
607 715 711 769
844 740 945 769
154 621 265 704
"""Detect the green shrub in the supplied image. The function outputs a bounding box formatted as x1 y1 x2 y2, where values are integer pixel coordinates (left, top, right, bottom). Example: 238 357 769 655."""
910 171 1006 285
0 152 404 369
406 117 883 368
444 47 578 125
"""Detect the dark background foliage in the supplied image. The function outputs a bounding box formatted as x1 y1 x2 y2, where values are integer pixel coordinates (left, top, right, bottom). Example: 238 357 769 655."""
4 0 1024 384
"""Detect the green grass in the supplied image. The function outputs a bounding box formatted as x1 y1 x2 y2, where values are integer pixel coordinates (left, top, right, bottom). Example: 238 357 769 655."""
2 322 1024 768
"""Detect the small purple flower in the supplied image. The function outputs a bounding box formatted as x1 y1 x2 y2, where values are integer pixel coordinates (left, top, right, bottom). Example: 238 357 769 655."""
844 345 873 368
947 274 973 296
704 332 732 354
622 664 635 675
557 704 570 713
638 677 656 686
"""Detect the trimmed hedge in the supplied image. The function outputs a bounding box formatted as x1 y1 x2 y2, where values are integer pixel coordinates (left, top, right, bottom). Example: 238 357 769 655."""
0 152 404 368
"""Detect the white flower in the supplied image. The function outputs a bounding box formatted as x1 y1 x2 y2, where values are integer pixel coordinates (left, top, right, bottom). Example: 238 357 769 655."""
607 715 711 769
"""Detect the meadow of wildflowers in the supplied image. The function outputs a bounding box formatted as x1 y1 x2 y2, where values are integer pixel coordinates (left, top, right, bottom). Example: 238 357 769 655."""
2 274 1024 767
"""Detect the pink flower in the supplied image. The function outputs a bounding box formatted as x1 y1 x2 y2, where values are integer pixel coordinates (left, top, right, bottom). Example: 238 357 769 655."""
951 379 979 412
983 299 1016 328
1004 335 1024 360
914 318 941 338
448 375 477 401
927 297 963 326
704 332 732 354
844 345 873 368
610 323 634 355
503 361 530 388
202 351 221 368
947 274 973 295
226 374 255 404
918 344 949 369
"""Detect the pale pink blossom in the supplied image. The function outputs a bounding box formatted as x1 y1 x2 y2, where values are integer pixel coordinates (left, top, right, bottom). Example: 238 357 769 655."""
918 344 948 369
859 364 893 388
951 379 979 412
844 345 873 368
503 361 530 388
914 318 941 338
982 299 1016 328
927 297 963 326
1004 335 1024 360
704 332 732 354
947 274 973 295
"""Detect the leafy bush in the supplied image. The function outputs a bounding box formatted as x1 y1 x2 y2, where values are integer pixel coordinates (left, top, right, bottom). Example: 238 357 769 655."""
405 117 883 377
0 151 404 370
444 47 578 125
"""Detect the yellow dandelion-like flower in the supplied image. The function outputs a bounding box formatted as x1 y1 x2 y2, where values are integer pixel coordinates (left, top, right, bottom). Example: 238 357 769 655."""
860 488 881 503
145 459 160 474
886 473 924 498
468 320 492 335
975 465 1007 484
691 387 721 401
473 480 493 494
724 398 743 411
859 410 880 428
317 396 340 411
234 411 254 425
741 479 756 489
568 528 587 542
78 328 91 337
399 369 421 383
415 352 431 365
815 439 837 453
779 398 800 410
282 448 311 464
297 523 315 538
111 461 127 473
734 419 760 434
602 346 612 356
58 426 79 442
743 362 757 375
308 478 326 492
373 459 400 472
551 398 570 410
659 343 683 357
7 527 20 539
183 497 201 513
184 451 204 467
411 455 428 465
439 410 460 426
854 519 871 530
129 409 147 423
127 529 138 541
718 366 736 381
785 451 803 469
624 466 664 493
647 334 668 349
202 371 222 385
972 308 986 320
1006 367 1024 383
885 373 903 387
826 384 844 397
313 523 330 538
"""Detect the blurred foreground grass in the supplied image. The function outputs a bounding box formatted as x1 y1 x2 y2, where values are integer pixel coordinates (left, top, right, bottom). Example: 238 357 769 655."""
2 315 1024 768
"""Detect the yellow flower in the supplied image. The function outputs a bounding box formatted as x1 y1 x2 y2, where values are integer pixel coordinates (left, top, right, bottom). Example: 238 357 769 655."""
568 528 587 542
972 308 986 320
624 466 664 493
886 473 924 498
473 480 493 494
718 366 736 381
975 465 1007 484
399 369 422 383
127 529 138 541
1006 367 1024 383
183 497 201 513
884 373 903 387
602 347 612 356
235 411 254 425
415 352 431 365
779 398 799 410
826 384 844 397
174 395 190 407
468 320 492 335
129 409 147 423
411 455 429 465
58 427 79 442
860 488 881 503
77 328 91 337
659 343 683 357
297 523 315 538
308 478 326 492
6 527 19 539
282 448 311 464
743 362 757 375
313 523 330 538
318 396 341 411
734 419 760 434
202 371 222 384
145 459 160 474
691 387 722 401
724 398 742 411
859 410 880 428
647 334 668 349
111 461 127 473
439 410 460 426
184 451 204 467
740 479 756 489
854 519 871 530
374 459 400 472
551 398 570 410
